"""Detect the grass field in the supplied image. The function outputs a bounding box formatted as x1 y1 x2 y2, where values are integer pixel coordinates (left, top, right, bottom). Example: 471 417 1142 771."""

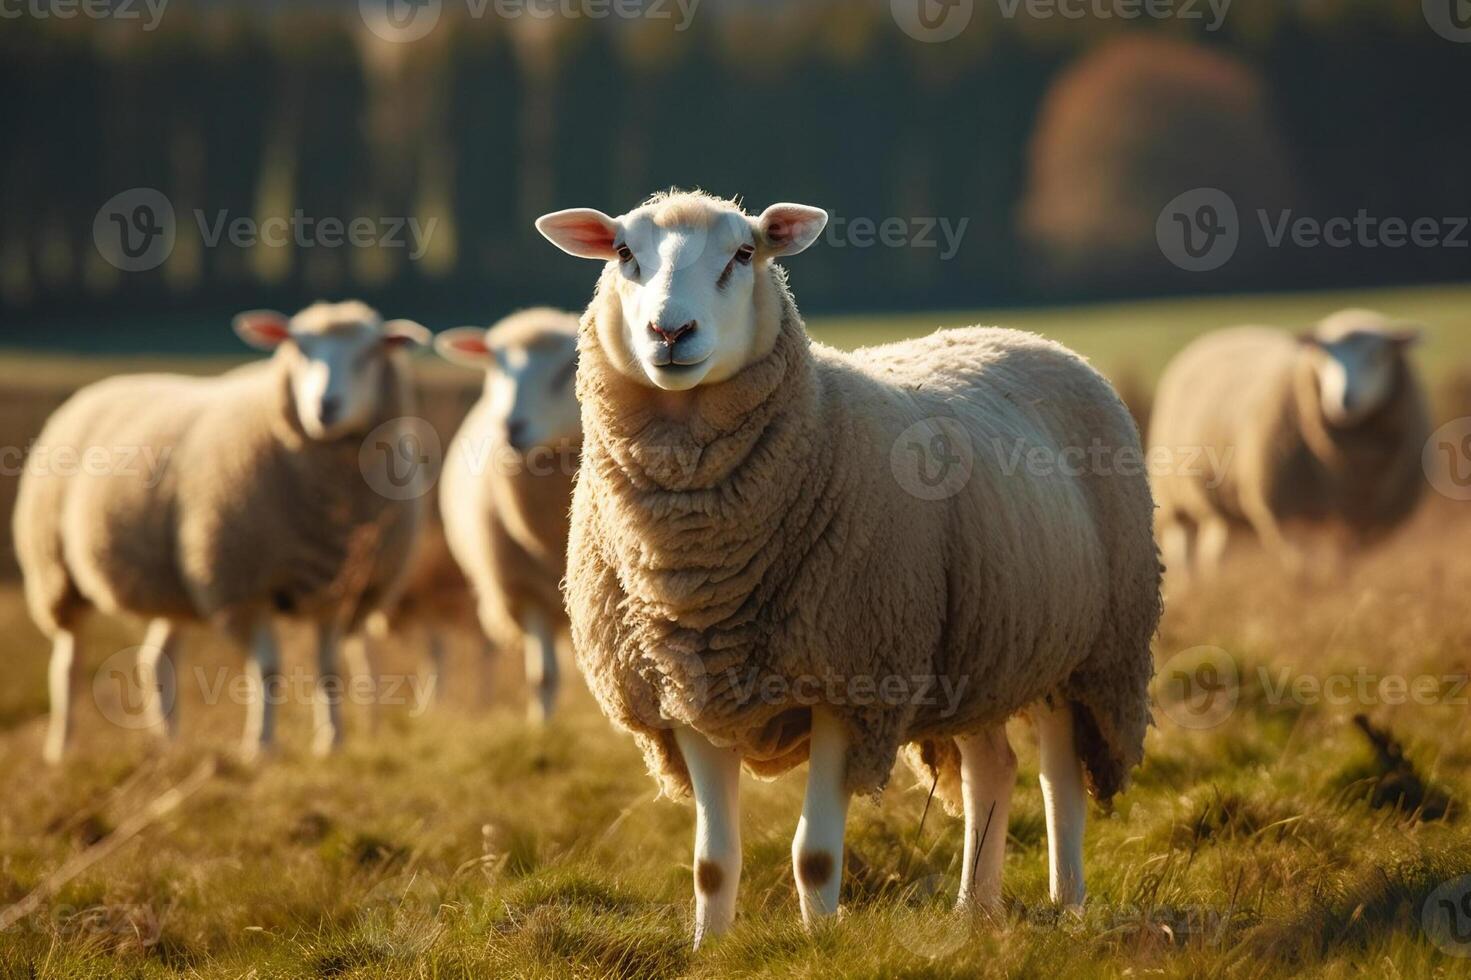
2 284 1471 978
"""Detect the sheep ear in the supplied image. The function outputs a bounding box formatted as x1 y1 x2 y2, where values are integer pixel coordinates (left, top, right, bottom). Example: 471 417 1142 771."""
434 327 494 368
1296 331 1323 348
234 310 291 350
1387 323 1423 348
757 203 829 258
536 209 621 261
382 319 431 350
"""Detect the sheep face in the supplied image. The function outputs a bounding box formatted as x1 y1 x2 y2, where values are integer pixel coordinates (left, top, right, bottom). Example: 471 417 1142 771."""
537 196 828 392
234 301 429 440
1302 310 1420 428
436 317 581 451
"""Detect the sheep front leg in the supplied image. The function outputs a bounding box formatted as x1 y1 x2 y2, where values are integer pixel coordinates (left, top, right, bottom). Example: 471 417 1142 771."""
793 707 850 926
955 725 1016 911
341 630 378 735
136 618 180 740
240 618 280 763
312 620 345 756
43 629 80 765
673 727 742 948
1035 701 1087 907
521 607 559 724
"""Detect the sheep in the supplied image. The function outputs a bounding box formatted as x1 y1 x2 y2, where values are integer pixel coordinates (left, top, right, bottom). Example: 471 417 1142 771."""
13 300 429 763
1149 309 1429 584
536 190 1162 944
435 308 582 722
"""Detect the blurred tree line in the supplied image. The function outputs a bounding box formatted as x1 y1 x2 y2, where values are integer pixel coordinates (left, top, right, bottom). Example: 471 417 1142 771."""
1 0 1468 349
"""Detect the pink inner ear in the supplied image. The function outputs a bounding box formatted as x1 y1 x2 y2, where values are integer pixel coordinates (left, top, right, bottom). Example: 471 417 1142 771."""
450 335 490 355
242 316 290 343
561 218 616 252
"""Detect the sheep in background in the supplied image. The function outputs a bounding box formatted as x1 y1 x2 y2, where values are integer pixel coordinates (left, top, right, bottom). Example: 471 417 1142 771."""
538 191 1161 944
1150 309 1429 584
14 301 428 763
436 309 582 722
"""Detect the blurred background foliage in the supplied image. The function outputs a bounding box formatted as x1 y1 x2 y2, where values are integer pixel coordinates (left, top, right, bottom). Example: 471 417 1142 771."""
1 0 1468 351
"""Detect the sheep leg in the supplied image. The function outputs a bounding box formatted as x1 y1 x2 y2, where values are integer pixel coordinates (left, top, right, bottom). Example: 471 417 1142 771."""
793 706 850 926
136 618 180 740
43 630 80 765
1159 519 1193 590
1241 499 1304 578
342 631 377 736
1035 701 1087 907
240 618 280 763
522 607 559 724
673 727 742 948
1195 516 1229 579
954 725 1016 911
312 620 345 757
425 628 446 705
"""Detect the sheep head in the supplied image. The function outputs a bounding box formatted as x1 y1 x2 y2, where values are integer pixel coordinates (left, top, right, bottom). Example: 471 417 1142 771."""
234 300 429 440
1298 309 1422 428
536 191 827 392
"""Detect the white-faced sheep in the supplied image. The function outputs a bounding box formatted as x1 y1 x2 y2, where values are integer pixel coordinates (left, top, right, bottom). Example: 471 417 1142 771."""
1149 309 1429 583
537 190 1162 944
13 301 429 763
435 308 582 721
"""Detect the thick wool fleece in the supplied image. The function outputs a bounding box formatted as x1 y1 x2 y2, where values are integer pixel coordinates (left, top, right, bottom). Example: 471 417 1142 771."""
566 265 1162 812
14 355 422 640
440 318 582 650
1149 327 1429 545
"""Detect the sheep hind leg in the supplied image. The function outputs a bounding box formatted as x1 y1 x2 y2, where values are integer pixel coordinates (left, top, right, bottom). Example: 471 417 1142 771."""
521 607 559 724
1159 518 1194 593
342 630 378 736
136 617 180 741
312 620 345 757
954 725 1016 912
673 727 742 949
793 706 850 926
240 618 280 764
1195 516 1230 581
1035 701 1087 908
43 629 81 765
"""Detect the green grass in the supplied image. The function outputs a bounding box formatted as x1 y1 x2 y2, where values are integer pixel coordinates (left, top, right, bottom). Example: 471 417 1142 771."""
3 283 1471 977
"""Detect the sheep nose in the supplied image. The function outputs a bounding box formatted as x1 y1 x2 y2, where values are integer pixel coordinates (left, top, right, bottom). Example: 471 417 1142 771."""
319 396 341 426
506 418 528 449
649 320 696 346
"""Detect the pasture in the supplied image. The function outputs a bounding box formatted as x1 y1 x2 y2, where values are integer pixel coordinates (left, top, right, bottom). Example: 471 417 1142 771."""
2 283 1471 978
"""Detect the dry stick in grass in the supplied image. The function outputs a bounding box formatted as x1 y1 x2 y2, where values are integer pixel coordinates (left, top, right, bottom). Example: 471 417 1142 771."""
0 758 217 933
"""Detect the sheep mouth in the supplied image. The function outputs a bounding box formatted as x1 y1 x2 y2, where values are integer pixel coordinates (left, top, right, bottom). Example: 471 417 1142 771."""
648 353 711 371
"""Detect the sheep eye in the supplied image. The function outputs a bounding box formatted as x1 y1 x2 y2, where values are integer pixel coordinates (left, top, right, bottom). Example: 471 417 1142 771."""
616 245 634 264
735 244 755 265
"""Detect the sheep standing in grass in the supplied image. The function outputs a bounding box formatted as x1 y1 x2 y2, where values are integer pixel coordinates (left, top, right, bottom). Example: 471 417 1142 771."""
436 309 582 721
14 301 428 762
537 191 1162 944
1150 309 1428 583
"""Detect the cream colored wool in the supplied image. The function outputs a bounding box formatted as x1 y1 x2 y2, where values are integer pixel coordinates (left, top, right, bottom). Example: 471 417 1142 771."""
1150 319 1429 553
440 310 582 652
15 350 422 643
566 258 1162 813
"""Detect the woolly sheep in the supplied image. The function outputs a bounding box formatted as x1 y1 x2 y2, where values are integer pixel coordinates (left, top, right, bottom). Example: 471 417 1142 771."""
537 191 1162 944
1149 309 1428 583
435 308 582 721
14 301 429 763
